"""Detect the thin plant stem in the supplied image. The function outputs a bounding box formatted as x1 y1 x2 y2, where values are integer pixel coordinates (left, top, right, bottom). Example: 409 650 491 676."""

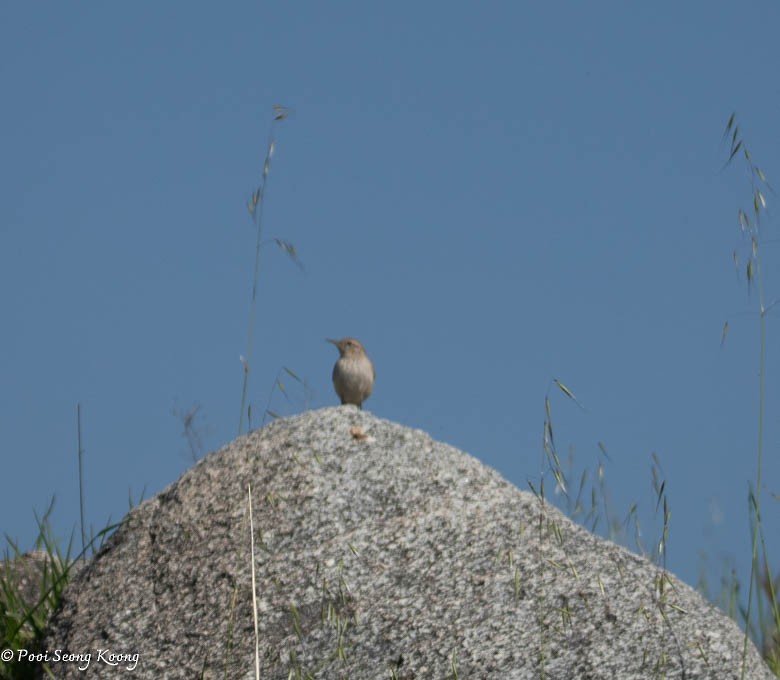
238 106 288 435
77 402 86 560
248 483 260 680
742 249 768 678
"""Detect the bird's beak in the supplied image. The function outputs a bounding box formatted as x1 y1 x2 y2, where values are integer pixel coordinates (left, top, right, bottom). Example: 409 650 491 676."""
326 338 338 346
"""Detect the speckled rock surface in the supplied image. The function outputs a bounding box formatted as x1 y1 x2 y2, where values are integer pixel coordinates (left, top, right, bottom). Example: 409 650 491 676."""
39 408 772 679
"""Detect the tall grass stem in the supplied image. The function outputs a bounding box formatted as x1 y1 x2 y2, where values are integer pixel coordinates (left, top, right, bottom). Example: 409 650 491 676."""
238 107 288 435
77 402 86 560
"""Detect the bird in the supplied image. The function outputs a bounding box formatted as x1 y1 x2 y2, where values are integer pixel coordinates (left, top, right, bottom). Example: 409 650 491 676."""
327 337 375 409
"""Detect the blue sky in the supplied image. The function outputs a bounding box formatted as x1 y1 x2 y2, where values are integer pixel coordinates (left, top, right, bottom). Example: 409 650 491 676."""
2 2 779 609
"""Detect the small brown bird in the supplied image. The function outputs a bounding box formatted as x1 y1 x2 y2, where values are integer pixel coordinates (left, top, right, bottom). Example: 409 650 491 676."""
327 337 375 409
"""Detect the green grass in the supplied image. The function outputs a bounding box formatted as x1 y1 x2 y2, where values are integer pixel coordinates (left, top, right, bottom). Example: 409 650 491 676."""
0 500 118 680
721 114 780 675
